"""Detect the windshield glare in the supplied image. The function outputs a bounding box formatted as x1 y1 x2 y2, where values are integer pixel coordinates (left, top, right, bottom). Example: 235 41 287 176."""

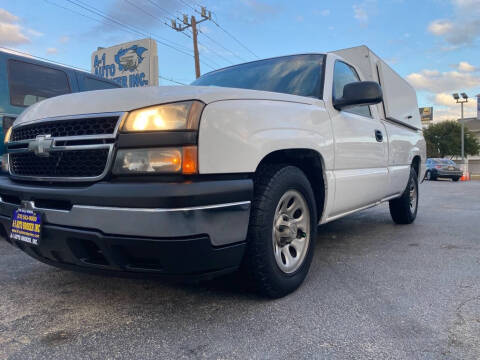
192 54 325 98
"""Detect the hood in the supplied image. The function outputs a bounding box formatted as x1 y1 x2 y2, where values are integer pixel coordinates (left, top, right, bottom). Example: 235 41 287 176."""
15 86 317 125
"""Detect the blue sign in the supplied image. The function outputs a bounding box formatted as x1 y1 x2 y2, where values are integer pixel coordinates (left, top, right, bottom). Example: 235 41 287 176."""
10 208 42 245
93 45 150 88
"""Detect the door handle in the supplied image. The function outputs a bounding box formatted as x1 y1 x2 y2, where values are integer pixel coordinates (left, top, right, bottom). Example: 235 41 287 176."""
375 129 383 142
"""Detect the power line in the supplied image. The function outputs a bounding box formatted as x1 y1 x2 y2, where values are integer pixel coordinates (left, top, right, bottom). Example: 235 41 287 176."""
123 0 228 69
210 17 259 59
197 27 247 63
146 0 177 18
159 75 187 85
176 0 196 12
123 0 227 68
63 0 195 58
168 7 215 78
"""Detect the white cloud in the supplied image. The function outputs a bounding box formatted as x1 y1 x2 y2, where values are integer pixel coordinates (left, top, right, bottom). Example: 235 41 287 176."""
428 19 453 35
406 68 480 93
0 22 29 45
46 47 58 54
59 35 69 44
320 9 330 16
458 61 476 72
434 92 477 108
353 4 368 23
353 0 377 26
0 8 18 23
0 8 37 46
27 28 43 37
427 0 480 47
429 92 477 121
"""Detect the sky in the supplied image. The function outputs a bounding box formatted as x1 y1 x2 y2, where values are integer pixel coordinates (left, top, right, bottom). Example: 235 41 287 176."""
0 0 479 121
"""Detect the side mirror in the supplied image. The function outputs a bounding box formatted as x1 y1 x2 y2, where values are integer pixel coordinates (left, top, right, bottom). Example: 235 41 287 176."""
333 81 383 110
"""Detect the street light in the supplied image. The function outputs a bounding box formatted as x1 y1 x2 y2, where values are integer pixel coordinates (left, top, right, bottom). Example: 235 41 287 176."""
452 92 468 168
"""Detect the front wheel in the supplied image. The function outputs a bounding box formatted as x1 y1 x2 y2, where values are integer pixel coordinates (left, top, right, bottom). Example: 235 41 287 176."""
389 168 418 224
243 165 317 298
452 177 460 182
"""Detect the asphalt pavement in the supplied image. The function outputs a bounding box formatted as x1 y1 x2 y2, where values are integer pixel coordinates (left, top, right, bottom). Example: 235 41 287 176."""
0 180 479 359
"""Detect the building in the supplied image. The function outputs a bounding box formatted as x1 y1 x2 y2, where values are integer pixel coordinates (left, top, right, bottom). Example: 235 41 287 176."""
458 117 480 175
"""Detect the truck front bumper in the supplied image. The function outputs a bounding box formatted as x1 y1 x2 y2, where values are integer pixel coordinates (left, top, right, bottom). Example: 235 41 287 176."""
0 177 252 277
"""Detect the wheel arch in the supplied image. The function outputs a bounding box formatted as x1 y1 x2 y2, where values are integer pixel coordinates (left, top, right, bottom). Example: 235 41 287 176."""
255 149 326 222
412 155 421 180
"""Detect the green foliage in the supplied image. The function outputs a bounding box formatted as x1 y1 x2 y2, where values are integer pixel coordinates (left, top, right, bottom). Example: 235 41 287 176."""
423 121 480 158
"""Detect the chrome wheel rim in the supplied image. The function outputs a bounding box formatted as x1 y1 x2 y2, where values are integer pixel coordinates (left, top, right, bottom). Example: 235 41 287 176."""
426 171 431 180
272 190 310 274
409 181 417 212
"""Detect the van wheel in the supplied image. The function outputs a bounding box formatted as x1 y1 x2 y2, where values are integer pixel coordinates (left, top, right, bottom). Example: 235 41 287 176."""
389 168 418 224
243 165 317 298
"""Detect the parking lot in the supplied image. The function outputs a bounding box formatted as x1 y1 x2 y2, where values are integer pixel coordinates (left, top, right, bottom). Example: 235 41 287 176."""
0 180 478 360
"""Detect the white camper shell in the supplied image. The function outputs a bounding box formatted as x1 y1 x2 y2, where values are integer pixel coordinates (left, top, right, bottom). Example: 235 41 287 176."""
333 45 421 130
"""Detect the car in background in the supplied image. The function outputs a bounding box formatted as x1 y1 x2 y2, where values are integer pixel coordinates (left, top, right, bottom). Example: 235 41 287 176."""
425 158 463 181
0 49 122 158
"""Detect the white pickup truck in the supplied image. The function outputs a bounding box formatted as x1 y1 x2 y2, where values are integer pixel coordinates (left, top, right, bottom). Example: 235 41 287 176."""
0 46 425 297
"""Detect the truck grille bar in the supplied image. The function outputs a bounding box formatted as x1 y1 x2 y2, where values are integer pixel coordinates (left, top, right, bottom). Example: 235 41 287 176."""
11 116 119 142
7 112 124 182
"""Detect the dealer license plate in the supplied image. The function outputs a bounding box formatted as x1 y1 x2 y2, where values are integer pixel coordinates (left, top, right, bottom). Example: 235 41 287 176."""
10 208 42 245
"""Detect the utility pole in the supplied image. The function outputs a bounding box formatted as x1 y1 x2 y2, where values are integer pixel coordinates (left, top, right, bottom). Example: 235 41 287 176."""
170 7 212 78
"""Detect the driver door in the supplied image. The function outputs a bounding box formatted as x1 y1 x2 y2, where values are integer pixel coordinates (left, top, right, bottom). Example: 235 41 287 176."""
329 60 388 216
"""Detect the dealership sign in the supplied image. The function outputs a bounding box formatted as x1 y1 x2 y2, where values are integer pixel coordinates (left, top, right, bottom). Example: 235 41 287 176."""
91 38 158 88
419 107 433 122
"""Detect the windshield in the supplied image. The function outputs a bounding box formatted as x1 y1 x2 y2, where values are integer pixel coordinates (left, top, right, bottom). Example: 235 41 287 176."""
192 54 325 98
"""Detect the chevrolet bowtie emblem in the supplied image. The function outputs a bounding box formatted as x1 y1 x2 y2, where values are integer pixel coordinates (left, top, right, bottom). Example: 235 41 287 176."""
28 134 53 157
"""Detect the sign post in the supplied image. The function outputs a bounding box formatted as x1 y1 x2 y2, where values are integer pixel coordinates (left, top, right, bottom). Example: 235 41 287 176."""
91 38 158 88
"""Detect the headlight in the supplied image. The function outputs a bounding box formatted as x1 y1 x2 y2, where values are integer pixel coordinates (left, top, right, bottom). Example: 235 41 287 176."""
113 146 198 175
4 127 12 143
121 101 204 132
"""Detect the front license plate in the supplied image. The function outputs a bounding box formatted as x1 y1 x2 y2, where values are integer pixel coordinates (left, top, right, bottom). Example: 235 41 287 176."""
10 208 42 246
448 166 454 170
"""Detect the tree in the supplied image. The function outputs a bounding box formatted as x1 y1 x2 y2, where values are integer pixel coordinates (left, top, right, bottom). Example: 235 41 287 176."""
423 121 480 158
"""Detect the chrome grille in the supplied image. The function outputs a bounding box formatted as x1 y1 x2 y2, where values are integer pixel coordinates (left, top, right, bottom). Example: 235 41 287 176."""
7 113 123 182
11 116 119 141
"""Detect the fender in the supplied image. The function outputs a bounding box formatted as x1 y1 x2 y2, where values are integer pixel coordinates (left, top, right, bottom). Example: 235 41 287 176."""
198 99 334 174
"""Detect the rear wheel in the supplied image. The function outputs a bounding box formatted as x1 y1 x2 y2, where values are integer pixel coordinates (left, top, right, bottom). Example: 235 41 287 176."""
389 168 418 224
426 170 435 181
243 165 317 298
452 177 460 182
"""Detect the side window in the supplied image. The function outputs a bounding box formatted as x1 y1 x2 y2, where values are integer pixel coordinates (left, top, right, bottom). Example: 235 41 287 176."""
332 61 371 118
83 76 121 91
8 60 71 107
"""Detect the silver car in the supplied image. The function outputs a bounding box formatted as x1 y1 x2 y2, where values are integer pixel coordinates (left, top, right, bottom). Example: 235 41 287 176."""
425 158 463 181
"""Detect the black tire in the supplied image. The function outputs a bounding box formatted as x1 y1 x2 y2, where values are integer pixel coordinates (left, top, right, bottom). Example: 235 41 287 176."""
389 168 418 224
452 177 460 182
242 164 317 298
426 170 436 181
